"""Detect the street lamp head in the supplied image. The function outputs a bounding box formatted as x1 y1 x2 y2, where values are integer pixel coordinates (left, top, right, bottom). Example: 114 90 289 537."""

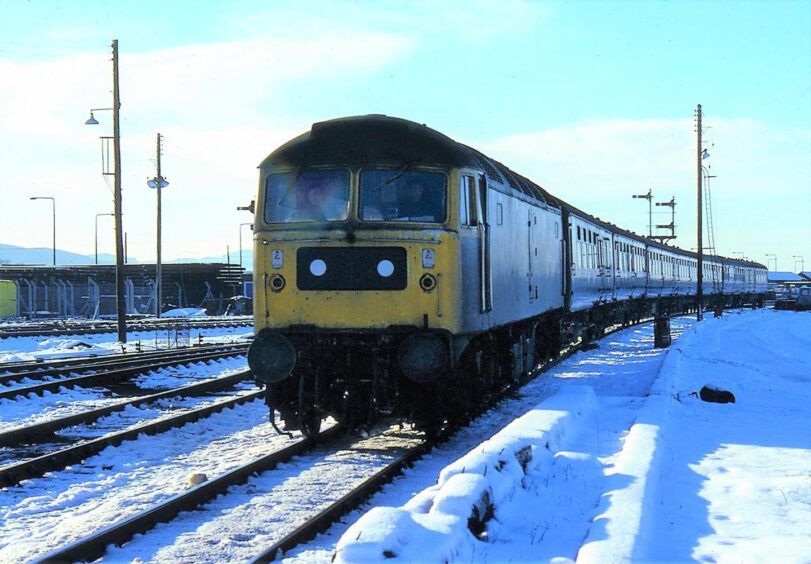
85 112 99 125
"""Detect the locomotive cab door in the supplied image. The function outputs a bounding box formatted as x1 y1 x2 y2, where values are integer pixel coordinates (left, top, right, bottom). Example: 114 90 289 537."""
460 173 492 319
477 175 492 313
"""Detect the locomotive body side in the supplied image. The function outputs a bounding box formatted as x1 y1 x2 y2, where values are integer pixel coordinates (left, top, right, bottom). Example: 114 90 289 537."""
459 170 564 332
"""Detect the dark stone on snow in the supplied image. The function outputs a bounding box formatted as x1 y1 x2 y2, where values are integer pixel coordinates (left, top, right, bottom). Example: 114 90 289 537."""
698 385 736 404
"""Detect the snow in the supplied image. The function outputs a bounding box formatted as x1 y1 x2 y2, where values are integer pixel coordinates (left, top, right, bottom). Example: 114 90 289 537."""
0 323 252 363
1 308 809 563
161 308 208 318
329 309 811 563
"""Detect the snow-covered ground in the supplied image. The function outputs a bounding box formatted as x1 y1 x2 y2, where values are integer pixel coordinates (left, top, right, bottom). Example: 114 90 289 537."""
1 309 808 562
0 317 252 364
313 309 811 563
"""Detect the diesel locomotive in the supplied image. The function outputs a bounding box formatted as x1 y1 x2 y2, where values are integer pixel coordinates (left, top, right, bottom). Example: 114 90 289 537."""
247 115 767 436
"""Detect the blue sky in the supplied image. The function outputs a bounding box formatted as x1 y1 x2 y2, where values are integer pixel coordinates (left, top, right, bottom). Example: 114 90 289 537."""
1 0 809 269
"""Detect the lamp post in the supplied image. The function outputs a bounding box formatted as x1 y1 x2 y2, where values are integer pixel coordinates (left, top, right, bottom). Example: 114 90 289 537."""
30 196 56 265
793 255 804 273
86 39 126 343
766 254 777 271
147 133 169 318
95 212 114 264
238 222 253 271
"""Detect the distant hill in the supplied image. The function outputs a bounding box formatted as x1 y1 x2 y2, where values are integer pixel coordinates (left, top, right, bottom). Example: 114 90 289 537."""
0 243 117 266
0 243 252 270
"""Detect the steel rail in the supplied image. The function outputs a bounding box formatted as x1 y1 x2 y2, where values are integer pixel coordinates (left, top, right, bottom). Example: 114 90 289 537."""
0 389 265 487
0 349 248 400
251 441 430 563
35 425 342 564
0 369 254 447
0 343 248 385
0 317 252 339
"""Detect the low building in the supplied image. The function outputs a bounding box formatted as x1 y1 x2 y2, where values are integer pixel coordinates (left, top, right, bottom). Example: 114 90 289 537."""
0 263 244 318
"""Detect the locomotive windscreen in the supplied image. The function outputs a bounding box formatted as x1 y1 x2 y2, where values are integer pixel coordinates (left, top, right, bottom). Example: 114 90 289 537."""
265 169 350 223
359 169 446 223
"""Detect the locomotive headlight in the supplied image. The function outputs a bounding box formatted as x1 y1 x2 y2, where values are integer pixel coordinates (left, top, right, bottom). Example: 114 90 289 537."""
309 259 327 277
377 259 395 278
269 274 286 292
419 273 437 292
421 248 435 268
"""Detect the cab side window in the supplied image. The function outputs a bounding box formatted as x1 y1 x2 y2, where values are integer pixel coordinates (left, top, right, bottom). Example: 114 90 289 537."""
460 175 479 226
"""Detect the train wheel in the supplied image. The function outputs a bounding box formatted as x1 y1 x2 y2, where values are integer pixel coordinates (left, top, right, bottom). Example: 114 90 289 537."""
301 411 322 440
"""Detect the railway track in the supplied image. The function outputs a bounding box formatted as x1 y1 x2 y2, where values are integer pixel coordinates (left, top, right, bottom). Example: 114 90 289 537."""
0 342 246 376
0 345 248 400
0 316 252 339
36 425 344 563
10 315 674 562
0 369 253 447
0 343 247 389
34 422 429 564
0 387 263 487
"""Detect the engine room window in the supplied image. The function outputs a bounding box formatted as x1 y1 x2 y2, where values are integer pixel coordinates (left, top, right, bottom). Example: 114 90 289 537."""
360 169 447 223
265 169 350 223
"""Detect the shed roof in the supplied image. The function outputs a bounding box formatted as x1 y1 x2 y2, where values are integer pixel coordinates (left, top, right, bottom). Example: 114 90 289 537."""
767 271 805 282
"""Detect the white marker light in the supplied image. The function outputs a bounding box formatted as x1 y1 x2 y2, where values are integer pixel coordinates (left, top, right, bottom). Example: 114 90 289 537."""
377 259 395 278
310 259 327 277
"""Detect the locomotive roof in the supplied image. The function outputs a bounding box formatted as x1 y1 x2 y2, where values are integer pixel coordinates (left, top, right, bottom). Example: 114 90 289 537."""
259 115 481 169
258 115 763 270
259 114 557 205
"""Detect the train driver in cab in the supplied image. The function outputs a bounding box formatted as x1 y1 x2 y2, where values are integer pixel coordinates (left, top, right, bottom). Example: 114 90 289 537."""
395 182 439 222
287 177 348 222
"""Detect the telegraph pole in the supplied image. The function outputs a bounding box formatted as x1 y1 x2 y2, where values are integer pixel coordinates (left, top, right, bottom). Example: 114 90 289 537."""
112 39 127 342
696 104 703 321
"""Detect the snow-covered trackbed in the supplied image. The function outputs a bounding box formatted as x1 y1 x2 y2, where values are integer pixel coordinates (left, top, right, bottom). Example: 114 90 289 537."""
298 310 811 563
